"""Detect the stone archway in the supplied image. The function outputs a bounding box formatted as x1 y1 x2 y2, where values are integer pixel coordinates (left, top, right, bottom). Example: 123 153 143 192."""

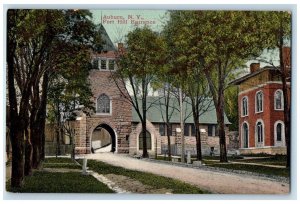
91 123 116 153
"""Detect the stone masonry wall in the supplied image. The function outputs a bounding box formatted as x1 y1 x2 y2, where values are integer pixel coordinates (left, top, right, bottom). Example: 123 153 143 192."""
80 69 132 154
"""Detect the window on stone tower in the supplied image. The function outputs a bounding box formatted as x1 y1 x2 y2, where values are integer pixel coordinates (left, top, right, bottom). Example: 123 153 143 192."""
139 130 151 150
92 58 99 69
97 94 110 114
274 90 284 110
108 59 115 70
100 59 107 70
255 91 263 113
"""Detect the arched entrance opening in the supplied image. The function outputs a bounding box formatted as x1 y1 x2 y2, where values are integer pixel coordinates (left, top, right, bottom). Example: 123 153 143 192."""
91 123 116 153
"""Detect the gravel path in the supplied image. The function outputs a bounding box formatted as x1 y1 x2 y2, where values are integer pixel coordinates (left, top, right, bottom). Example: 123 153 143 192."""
84 153 289 194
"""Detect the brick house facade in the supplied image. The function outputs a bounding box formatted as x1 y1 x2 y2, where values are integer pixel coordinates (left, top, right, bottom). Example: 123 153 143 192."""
231 48 291 155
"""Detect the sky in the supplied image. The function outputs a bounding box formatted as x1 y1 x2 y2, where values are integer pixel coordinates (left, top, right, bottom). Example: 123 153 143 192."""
91 10 168 44
90 9 281 70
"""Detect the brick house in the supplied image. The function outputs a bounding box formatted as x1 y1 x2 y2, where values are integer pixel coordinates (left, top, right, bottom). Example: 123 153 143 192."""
231 48 291 155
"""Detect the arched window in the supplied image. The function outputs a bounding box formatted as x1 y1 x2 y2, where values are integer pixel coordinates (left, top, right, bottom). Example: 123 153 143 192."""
242 97 248 116
276 123 282 141
274 121 285 147
255 91 263 113
256 121 264 147
274 90 284 110
97 94 110 114
242 122 249 148
139 131 151 150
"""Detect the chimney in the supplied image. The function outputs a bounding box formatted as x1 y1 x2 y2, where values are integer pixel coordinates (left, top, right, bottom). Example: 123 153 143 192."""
117 43 125 55
250 63 260 73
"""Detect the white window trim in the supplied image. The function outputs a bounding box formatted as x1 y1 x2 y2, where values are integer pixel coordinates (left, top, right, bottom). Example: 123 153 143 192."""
241 121 250 148
95 94 112 116
274 120 285 147
274 89 284 111
97 57 116 71
255 90 264 113
255 119 265 147
107 58 116 71
99 58 107 70
241 96 249 117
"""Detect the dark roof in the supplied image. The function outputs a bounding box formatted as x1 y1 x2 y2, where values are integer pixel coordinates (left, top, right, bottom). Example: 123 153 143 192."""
132 96 231 125
229 66 279 85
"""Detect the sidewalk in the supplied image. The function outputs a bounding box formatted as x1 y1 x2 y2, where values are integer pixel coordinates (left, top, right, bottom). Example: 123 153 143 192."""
85 153 289 194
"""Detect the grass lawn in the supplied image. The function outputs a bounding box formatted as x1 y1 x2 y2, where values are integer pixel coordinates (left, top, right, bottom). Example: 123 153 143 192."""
201 154 289 177
7 157 114 193
7 171 114 193
79 159 209 194
203 162 289 178
234 155 287 166
43 163 82 169
44 157 74 163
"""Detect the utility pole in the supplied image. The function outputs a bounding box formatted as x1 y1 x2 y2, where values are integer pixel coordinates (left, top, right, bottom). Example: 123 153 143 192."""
179 87 185 163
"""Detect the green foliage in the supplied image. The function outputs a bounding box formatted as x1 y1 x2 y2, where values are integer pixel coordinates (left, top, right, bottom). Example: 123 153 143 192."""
118 26 166 82
224 86 239 130
115 27 167 157
257 11 291 49
79 159 209 194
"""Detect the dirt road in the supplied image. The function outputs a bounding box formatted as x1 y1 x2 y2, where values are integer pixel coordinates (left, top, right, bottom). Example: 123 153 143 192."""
84 153 289 194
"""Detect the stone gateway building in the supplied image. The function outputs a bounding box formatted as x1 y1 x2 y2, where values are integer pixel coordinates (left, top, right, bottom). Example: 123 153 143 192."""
46 25 234 157
70 25 233 157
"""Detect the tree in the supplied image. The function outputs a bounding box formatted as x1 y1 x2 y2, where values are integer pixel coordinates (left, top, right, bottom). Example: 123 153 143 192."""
224 86 239 131
114 27 165 158
184 67 213 161
257 12 291 168
163 11 213 161
164 11 267 162
47 49 95 159
7 9 65 186
151 80 177 161
7 9 101 187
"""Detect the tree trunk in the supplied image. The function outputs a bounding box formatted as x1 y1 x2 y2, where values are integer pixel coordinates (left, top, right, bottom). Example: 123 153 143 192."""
278 32 291 168
24 123 32 176
38 71 49 161
217 91 228 162
10 127 25 188
56 102 61 157
7 10 25 188
166 124 171 161
141 79 149 158
141 118 149 158
31 125 41 169
195 123 202 161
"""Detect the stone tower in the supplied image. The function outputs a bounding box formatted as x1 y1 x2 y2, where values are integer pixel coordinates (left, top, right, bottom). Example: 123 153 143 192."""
75 24 132 154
